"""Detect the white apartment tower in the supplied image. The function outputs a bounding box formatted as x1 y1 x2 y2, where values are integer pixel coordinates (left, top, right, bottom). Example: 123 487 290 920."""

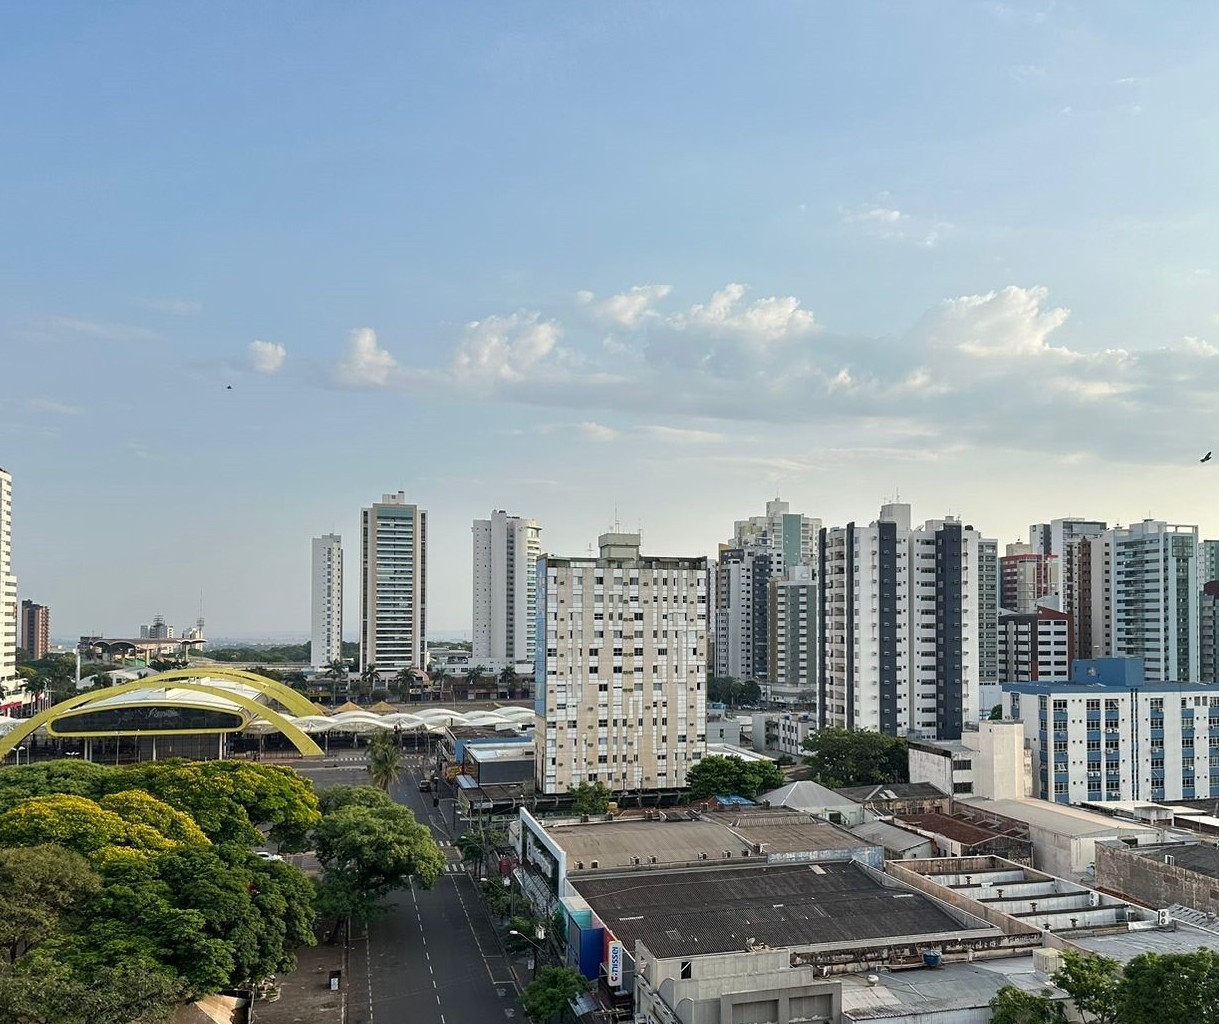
311 534 344 670
535 532 708 796
1030 518 1107 659
360 492 427 673
818 503 988 740
472 511 541 672
0 467 15 692
1107 520 1199 682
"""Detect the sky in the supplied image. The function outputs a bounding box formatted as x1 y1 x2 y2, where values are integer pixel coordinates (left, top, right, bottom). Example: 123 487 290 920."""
5 2 1219 640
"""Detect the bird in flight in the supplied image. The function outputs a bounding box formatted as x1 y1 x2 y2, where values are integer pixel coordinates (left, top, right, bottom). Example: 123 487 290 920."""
1202 451 1212 463
226 385 233 390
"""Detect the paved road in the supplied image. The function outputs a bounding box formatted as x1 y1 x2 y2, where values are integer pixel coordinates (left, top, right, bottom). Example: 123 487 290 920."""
297 761 521 1024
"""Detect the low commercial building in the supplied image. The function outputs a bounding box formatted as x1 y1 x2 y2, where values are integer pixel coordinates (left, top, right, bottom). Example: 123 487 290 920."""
907 720 1029 801
897 809 1033 864
957 797 1168 880
1095 840 1219 920
834 782 951 817
849 819 936 860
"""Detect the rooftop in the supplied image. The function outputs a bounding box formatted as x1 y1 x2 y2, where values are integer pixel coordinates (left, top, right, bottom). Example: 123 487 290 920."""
574 860 984 959
836 782 950 805
546 810 868 871
1127 843 1219 880
960 798 1164 838
901 811 1029 848
850 820 932 853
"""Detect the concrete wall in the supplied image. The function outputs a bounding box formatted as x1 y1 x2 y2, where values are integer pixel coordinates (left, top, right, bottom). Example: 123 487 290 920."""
971 722 1027 801
1096 842 1219 917
909 747 954 797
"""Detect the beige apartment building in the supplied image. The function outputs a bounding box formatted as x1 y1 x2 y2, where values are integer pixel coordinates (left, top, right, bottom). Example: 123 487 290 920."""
534 532 708 796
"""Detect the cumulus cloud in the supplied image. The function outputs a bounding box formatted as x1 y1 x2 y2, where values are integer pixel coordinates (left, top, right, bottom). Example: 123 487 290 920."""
248 340 286 374
578 421 617 441
335 328 399 388
314 280 1219 465
453 313 563 382
581 284 673 327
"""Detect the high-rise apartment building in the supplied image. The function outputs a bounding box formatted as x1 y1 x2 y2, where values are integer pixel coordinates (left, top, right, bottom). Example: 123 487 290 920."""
472 510 541 672
0 468 15 692
979 538 999 686
999 543 1059 613
998 606 1072 682
818 503 988 740
715 498 819 684
768 566 817 705
140 615 174 640
1004 658 1219 804
20 600 49 661
534 532 708 796
360 492 427 673
311 534 344 670
1030 518 1107 660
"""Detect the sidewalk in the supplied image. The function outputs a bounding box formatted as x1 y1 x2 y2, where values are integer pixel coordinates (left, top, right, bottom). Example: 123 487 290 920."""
251 937 346 1024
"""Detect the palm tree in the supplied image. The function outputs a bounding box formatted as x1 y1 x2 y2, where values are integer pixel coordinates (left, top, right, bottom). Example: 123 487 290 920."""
429 665 449 702
366 731 404 792
468 664 487 699
395 666 415 701
498 665 517 697
326 658 348 705
356 663 380 703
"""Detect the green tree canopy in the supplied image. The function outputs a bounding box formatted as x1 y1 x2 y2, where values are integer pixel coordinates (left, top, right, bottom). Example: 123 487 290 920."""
988 986 1068 1024
313 786 445 925
1118 948 1219 1024
521 965 588 1024
0 845 100 965
1052 951 1120 1024
0 952 180 1024
685 755 785 800
801 728 909 789
0 794 177 863
570 781 612 815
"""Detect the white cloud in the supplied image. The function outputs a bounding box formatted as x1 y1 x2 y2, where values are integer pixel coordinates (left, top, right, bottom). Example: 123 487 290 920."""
843 200 952 247
670 283 817 344
453 313 562 382
335 328 399 388
929 285 1072 360
584 284 673 327
248 340 286 374
578 421 617 442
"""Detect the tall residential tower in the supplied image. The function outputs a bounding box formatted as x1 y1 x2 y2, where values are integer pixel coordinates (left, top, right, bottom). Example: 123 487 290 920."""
0 468 14 692
360 492 427 673
311 534 344 670
20 600 49 661
535 532 708 795
472 510 541 672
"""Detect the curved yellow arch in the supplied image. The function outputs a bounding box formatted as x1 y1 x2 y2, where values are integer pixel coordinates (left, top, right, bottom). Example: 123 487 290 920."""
146 667 319 716
0 680 323 758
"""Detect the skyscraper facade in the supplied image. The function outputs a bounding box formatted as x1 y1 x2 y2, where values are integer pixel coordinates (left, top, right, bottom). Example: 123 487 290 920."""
311 534 344 670
818 503 988 740
472 510 541 671
20 600 49 661
714 498 819 684
999 543 1059 613
768 566 817 705
0 467 15 692
534 532 708 795
1107 520 1199 682
360 492 427 673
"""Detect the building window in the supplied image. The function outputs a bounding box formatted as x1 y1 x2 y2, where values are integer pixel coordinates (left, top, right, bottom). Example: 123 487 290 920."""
680 962 692 980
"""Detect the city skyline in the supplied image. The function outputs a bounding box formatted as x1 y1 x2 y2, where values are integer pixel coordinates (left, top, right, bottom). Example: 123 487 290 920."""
6 4 1219 636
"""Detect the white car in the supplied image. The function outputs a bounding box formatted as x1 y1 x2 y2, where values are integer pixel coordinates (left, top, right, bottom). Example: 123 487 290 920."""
256 851 284 862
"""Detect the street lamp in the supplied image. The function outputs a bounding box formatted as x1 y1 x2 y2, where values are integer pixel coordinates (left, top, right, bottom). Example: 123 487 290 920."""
14 746 25 767
508 929 546 980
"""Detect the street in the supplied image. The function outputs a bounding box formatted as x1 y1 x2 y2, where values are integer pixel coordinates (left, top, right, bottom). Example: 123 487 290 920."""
297 761 522 1024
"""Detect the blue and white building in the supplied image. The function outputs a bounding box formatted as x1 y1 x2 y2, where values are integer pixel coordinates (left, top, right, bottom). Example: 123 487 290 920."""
1002 657 1219 805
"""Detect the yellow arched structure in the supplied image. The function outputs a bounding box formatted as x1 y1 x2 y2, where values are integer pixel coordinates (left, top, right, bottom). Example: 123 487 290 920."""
0 675 324 759
146 667 319 717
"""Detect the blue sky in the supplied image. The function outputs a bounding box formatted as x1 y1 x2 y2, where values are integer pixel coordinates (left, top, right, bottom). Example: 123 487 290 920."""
5 2 1219 639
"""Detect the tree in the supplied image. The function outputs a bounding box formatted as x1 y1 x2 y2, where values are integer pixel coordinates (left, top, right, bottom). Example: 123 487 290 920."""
0 845 100 964
366 731 405 792
685 755 784 800
801 728 908 789
498 665 517 694
990 704 1004 720
0 952 180 1024
521 965 588 1024
989 986 1067 1024
1051 951 1120 1024
456 827 507 880
429 665 450 701
326 658 348 703
468 664 488 695
1118 948 1219 1024
570 781 612 815
394 666 415 699
313 786 445 933
359 663 381 694
0 794 178 863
